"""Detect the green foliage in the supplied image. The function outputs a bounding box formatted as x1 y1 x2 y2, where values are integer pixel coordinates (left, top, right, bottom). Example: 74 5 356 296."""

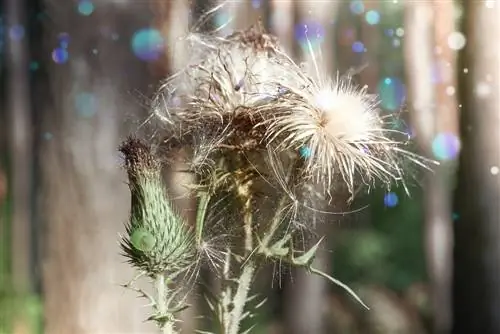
333 187 426 292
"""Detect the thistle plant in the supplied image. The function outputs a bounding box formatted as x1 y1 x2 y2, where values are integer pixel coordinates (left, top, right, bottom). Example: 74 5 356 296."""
119 22 435 334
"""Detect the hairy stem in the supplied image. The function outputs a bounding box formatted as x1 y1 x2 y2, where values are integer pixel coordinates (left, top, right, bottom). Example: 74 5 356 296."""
228 174 255 334
228 263 255 334
156 274 177 334
221 248 232 332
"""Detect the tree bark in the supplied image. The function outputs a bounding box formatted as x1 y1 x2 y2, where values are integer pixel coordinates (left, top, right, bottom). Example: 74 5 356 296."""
5 0 33 296
4 1 34 332
38 1 157 333
405 2 458 333
453 1 500 333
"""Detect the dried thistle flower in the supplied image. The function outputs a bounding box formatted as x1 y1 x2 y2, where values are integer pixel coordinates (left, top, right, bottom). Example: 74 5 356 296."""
121 16 436 333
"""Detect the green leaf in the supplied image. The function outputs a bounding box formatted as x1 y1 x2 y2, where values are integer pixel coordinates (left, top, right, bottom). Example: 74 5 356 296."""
308 266 369 310
291 237 324 266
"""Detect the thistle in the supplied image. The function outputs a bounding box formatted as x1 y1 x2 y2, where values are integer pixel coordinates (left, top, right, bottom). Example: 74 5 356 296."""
119 18 435 334
119 137 196 333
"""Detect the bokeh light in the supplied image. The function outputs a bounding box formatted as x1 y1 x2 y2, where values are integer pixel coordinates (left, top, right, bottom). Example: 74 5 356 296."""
58 32 70 48
294 21 325 50
131 28 165 62
432 133 460 161
377 77 406 111
352 41 365 53
78 0 95 16
384 192 399 208
491 166 499 175
51 47 69 64
9 24 25 41
365 10 381 25
447 31 466 50
299 146 312 159
350 1 365 15
29 61 39 71
0 18 4 53
475 82 491 97
75 92 98 118
214 12 231 30
251 0 261 9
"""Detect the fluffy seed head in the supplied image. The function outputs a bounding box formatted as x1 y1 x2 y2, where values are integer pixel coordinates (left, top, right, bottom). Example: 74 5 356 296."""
258 67 428 197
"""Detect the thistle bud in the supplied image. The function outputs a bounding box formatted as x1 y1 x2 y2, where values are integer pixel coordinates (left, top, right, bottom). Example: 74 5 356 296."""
119 137 195 276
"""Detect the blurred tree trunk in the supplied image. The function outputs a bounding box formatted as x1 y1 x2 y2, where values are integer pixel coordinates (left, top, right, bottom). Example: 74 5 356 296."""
282 3 339 334
453 1 500 333
269 0 293 54
359 1 379 90
5 0 34 332
37 1 157 333
405 1 458 333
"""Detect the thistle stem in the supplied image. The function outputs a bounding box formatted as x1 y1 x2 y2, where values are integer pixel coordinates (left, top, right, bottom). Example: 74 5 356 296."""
228 263 255 334
228 175 256 334
155 274 177 334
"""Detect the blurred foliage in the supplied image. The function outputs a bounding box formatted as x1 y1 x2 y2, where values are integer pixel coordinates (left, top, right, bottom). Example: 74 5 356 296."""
0 159 42 334
333 187 426 292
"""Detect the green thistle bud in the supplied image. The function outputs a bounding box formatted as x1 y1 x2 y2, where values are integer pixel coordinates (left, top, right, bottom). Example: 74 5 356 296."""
119 137 196 276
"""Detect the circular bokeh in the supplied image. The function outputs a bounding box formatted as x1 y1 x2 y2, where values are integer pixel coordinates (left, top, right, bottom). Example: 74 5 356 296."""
131 28 165 62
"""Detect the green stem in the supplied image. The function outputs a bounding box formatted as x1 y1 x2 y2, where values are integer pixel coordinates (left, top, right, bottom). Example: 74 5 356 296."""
196 190 210 245
228 172 256 334
156 274 177 334
228 263 255 334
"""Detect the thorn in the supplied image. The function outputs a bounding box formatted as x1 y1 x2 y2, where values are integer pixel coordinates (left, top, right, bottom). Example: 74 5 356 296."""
291 236 324 266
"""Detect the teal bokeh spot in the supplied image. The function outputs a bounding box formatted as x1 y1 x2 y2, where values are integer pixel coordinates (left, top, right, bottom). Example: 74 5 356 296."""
131 28 165 61
75 92 98 118
78 1 94 16
350 1 364 15
431 133 460 161
299 146 312 158
365 10 381 25
131 228 156 252
29 62 39 71
377 77 406 111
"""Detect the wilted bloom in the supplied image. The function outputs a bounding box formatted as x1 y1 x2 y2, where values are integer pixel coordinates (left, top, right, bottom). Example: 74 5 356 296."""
150 24 432 204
